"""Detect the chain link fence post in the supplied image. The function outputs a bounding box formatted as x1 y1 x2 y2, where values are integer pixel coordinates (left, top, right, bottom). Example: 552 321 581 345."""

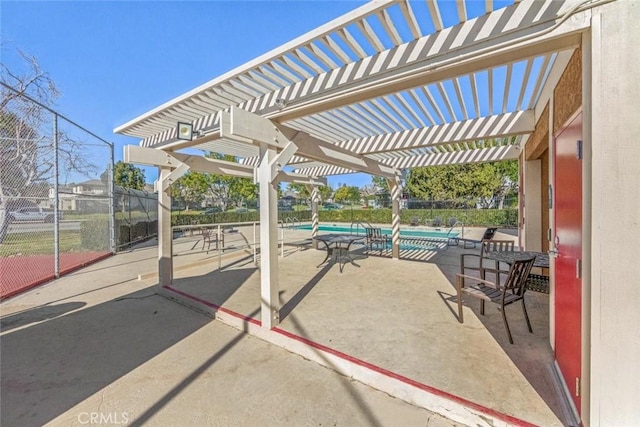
53 112 60 278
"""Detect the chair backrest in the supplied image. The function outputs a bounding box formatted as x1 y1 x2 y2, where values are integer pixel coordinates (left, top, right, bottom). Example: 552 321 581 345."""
365 227 382 239
481 239 515 254
479 239 514 262
502 257 535 297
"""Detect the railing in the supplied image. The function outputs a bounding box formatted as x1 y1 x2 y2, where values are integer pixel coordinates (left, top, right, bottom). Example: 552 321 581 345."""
446 220 465 245
350 220 372 236
171 220 287 270
283 216 300 229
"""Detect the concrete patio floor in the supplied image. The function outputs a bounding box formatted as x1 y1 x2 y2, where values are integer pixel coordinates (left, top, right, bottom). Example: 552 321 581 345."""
161 226 572 426
1 224 573 426
0 241 458 427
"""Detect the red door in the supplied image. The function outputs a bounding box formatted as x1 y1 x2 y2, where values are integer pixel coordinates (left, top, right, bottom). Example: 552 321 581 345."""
553 111 583 414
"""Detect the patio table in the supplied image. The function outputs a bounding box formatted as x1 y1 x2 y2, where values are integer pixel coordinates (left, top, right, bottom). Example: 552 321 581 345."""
483 250 549 269
483 250 550 294
313 234 365 273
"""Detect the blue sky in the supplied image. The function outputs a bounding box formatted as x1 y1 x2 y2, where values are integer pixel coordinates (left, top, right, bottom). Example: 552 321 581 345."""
1 0 375 188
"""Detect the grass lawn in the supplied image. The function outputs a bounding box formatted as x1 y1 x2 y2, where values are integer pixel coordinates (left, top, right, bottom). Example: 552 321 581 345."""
0 230 82 257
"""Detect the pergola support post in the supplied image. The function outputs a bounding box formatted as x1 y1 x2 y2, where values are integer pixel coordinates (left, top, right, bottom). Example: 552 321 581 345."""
308 185 320 249
258 143 280 329
388 175 402 259
158 167 173 286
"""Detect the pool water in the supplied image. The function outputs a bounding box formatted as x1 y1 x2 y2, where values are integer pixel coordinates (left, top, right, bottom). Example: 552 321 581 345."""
293 224 458 239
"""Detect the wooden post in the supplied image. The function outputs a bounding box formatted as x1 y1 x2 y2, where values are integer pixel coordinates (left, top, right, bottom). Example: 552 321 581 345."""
158 167 173 286
258 143 280 328
309 185 320 249
388 176 402 260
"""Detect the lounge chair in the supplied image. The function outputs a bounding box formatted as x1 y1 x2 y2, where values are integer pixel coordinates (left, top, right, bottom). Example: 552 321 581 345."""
364 227 391 255
456 227 498 249
456 256 536 344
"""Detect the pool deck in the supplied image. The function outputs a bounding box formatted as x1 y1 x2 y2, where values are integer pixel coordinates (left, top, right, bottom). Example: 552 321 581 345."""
158 225 571 426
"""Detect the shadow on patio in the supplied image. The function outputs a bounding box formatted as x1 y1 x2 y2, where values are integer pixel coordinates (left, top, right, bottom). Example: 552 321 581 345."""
166 234 569 426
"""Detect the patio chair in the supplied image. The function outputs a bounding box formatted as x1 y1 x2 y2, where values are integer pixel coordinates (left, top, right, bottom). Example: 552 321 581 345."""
431 217 443 227
456 256 535 344
202 229 224 251
410 216 420 226
456 227 498 249
460 239 515 283
189 219 200 236
364 227 391 254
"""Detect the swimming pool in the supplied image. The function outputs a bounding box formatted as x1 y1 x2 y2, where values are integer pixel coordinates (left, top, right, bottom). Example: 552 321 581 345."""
293 224 458 239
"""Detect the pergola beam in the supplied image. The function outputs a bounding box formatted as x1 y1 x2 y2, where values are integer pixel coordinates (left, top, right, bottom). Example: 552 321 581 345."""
124 145 254 178
293 145 521 176
221 106 398 179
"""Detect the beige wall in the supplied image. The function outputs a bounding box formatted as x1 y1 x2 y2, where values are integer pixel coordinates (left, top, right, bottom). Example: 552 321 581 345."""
589 1 640 425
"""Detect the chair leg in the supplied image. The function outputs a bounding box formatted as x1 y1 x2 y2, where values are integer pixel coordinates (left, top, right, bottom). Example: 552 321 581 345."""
501 305 514 344
456 276 464 323
521 299 533 333
480 300 485 315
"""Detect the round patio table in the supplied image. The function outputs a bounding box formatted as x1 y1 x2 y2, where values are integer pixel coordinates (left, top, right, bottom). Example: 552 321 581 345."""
313 234 365 273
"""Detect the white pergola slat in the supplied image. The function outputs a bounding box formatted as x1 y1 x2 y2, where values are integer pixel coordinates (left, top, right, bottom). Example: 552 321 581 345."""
116 0 589 175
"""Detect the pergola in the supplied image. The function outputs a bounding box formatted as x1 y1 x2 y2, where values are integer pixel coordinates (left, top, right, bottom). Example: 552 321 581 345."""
115 0 592 329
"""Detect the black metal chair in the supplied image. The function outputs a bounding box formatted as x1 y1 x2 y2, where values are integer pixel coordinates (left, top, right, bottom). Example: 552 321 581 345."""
460 239 515 282
455 256 535 344
364 227 391 255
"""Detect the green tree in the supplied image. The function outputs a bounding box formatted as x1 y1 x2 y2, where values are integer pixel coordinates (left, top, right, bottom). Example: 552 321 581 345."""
333 185 360 204
170 172 207 210
113 161 146 190
178 153 258 211
406 160 518 208
318 184 333 202
286 182 310 200
371 175 388 192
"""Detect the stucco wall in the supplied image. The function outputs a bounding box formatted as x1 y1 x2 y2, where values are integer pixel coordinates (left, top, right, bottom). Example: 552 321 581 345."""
589 1 640 425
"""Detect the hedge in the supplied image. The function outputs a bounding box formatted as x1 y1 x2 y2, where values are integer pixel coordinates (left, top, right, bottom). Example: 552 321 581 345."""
171 208 517 228
80 219 111 251
116 219 158 247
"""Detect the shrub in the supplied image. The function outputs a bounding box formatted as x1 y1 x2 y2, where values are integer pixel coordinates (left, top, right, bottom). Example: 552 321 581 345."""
81 219 110 251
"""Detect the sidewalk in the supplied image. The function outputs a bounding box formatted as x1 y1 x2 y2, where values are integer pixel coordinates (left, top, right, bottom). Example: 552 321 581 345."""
0 243 458 427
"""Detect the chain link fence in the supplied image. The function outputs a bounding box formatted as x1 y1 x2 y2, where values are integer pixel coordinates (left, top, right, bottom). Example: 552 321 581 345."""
114 186 157 250
1 83 114 299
